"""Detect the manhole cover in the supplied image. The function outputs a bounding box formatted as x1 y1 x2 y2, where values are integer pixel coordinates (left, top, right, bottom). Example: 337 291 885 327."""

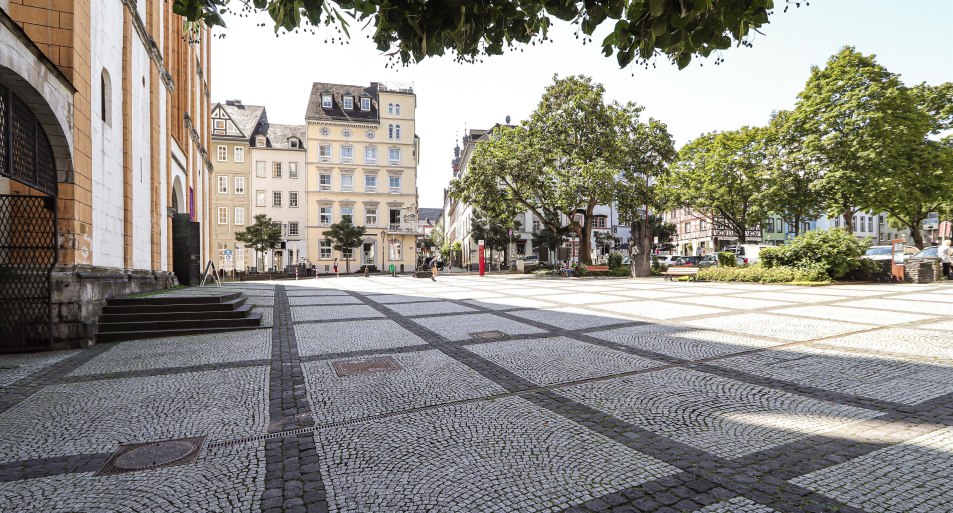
332 356 403 377
469 330 507 341
96 436 205 476
113 440 196 470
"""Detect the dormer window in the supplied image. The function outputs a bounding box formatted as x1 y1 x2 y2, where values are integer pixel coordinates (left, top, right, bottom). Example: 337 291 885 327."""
322 94 332 109
289 138 299 149
343 95 354 110
256 136 266 147
360 97 370 111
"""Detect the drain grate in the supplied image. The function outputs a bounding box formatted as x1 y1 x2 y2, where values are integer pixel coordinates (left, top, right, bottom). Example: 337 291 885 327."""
332 356 403 377
96 436 205 476
469 330 508 341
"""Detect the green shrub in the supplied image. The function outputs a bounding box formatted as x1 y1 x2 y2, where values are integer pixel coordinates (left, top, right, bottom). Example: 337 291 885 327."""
717 251 738 267
697 263 829 284
610 267 631 277
760 229 869 279
607 253 623 270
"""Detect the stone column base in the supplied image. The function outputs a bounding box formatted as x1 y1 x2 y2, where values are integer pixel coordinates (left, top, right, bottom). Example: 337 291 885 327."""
51 265 179 348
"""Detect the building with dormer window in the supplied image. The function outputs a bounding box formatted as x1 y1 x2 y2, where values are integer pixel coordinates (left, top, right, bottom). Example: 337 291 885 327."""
304 81 421 273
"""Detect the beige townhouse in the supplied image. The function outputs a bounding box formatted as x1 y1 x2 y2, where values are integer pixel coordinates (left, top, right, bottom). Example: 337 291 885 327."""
304 82 421 273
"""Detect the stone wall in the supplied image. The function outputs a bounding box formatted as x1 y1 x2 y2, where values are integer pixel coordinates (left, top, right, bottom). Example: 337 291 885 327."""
903 258 941 284
51 265 177 347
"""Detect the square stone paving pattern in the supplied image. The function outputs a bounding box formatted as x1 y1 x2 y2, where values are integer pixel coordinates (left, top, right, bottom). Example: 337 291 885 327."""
465 337 663 386
315 396 679 512
1 275 952 513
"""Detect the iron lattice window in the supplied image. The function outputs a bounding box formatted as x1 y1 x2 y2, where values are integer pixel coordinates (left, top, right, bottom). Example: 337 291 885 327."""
0 85 57 196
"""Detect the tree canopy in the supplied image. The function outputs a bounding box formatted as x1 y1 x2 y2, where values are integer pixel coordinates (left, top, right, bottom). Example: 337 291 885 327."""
176 0 797 68
323 215 367 272
235 214 283 270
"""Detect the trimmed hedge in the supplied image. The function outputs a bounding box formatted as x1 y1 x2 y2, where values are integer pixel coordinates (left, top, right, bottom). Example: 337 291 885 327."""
697 264 829 283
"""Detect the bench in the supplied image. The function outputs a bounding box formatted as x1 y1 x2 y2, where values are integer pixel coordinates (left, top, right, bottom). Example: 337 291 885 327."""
662 266 699 281
585 265 609 273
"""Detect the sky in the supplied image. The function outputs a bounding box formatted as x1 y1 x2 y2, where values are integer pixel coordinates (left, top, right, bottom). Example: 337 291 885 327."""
211 1 953 209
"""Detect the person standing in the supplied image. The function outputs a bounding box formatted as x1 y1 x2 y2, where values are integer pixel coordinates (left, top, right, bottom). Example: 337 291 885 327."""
430 254 439 281
333 258 340 277
939 239 952 280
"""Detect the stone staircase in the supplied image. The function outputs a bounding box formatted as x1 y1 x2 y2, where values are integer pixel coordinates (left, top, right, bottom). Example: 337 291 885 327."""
96 292 263 342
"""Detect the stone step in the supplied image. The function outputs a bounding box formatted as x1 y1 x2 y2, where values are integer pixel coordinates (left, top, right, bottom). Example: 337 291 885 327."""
106 292 242 306
97 312 262 333
96 325 265 343
101 297 247 315
99 304 254 323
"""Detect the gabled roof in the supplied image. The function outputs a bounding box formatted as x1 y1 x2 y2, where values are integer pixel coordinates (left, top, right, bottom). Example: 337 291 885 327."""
256 123 307 149
305 82 379 123
213 101 267 140
418 208 443 223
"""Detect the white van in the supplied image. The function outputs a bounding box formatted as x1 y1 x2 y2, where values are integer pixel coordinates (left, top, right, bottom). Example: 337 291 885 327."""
724 244 767 265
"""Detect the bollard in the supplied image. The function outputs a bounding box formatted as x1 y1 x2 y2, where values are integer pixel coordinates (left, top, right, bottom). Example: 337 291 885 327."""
364 266 369 277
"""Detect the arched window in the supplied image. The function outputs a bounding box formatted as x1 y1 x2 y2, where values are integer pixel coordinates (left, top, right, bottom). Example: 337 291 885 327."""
395 125 401 139
388 124 393 139
100 68 112 126
387 103 393 114
395 104 401 115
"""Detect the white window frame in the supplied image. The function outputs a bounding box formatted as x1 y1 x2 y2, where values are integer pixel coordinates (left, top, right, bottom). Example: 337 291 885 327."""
217 145 227 162
226 120 239 135
364 146 377 164
234 176 245 194
234 207 245 225
388 124 394 139
343 96 354 110
365 208 378 226
289 162 298 179
273 161 282 178
388 176 401 194
289 138 299 149
388 148 400 165
360 97 370 111
256 190 266 207
319 145 332 162
217 206 228 225
217 175 228 194
255 161 266 178
322 94 332 108
319 207 332 225
213 119 226 134
288 221 299 236
387 103 393 114
341 207 354 222
289 191 299 208
272 191 282 207
319 240 332 259
395 104 401 115
340 146 353 163
256 136 266 147
234 146 244 162
340 174 354 192
395 124 401 139
318 174 332 191
364 175 377 192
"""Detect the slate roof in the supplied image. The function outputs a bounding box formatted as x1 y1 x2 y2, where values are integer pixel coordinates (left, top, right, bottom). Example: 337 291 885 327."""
418 208 443 224
257 123 307 149
304 82 379 123
214 102 267 140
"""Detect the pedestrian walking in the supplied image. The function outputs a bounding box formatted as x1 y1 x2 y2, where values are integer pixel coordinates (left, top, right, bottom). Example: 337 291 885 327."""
430 255 439 281
939 239 952 280
333 258 340 277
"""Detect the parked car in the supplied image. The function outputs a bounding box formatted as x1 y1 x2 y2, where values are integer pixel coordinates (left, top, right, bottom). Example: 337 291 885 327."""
863 245 919 262
912 246 939 259
698 254 745 268
655 255 684 266
673 256 703 266
723 244 766 264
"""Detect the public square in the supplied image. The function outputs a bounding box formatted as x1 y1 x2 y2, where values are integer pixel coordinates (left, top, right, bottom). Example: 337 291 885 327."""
1 275 952 513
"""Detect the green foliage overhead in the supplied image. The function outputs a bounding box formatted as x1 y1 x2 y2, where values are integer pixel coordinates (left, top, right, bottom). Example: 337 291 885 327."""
470 209 515 252
759 228 869 280
235 214 283 268
174 0 796 68
666 126 771 243
762 110 824 238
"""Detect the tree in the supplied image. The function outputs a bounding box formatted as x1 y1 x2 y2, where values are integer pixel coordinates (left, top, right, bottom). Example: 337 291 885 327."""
451 75 621 265
175 0 795 69
649 215 677 252
532 226 567 265
790 47 925 233
763 110 824 237
235 214 282 271
324 215 367 273
613 104 677 276
470 209 515 269
666 127 771 244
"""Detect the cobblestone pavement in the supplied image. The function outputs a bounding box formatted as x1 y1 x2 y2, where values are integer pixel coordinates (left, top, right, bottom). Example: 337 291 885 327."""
1 276 952 512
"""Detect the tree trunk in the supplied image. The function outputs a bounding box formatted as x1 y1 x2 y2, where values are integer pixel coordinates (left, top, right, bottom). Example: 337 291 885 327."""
793 215 802 237
737 228 747 244
579 225 593 265
345 255 351 273
843 207 854 234
906 219 926 249
630 219 652 277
